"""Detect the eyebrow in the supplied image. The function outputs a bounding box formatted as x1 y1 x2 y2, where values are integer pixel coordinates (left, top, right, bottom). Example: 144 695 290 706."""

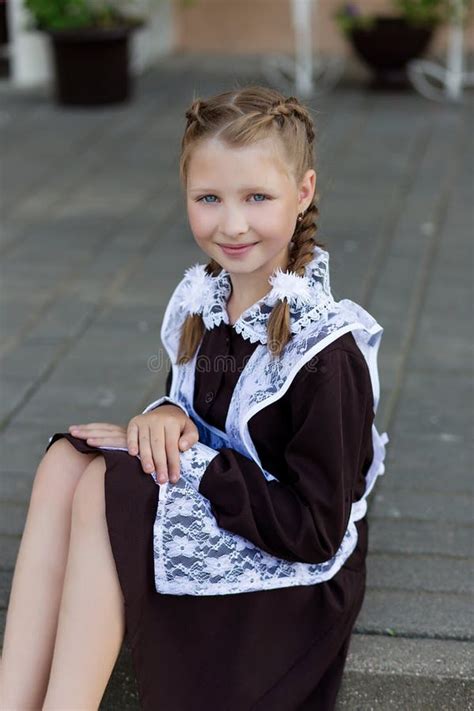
188 186 273 194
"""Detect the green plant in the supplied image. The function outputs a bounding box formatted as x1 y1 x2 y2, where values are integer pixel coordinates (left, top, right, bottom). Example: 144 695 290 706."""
25 0 197 32
335 0 472 33
393 0 471 24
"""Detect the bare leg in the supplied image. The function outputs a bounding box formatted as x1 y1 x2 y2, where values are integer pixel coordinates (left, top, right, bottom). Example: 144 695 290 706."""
42 455 125 709
0 439 99 710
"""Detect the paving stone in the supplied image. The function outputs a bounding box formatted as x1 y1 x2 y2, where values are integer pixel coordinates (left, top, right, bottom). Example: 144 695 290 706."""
366 553 473 595
337 635 474 710
369 519 473 558
355 588 473 639
0 502 28 537
0 535 20 570
0 471 35 503
389 370 473 440
379 430 472 494
0 569 13 608
371 489 473 525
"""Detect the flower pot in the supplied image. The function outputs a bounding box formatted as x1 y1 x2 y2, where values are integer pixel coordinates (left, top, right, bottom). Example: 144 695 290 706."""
47 25 139 106
349 16 436 89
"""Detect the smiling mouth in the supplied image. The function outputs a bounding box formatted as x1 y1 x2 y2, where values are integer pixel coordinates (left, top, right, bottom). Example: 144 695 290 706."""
218 243 258 250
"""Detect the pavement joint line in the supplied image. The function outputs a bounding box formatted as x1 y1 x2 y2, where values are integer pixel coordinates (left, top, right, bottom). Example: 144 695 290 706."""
364 123 434 455
369 549 473 560
374 485 473 496
377 117 469 448
361 121 433 325
0 108 183 358
0 99 179 259
0 193 181 433
369 515 474 527
0 90 177 226
0 118 112 238
0 210 132 361
364 585 473 598
353 628 474 643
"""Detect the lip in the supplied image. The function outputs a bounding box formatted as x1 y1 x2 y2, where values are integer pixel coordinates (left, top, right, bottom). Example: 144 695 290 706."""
218 242 258 257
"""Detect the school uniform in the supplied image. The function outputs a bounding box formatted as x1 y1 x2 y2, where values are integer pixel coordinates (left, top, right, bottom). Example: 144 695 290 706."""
45 245 389 710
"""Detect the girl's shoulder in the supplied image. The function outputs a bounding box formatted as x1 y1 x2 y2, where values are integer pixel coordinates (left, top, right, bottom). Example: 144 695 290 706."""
289 330 372 396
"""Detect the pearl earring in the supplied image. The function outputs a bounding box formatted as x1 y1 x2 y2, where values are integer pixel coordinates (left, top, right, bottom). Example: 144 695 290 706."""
297 212 304 223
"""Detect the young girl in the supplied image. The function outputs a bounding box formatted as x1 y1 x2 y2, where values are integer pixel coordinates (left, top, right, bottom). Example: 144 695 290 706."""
0 85 389 710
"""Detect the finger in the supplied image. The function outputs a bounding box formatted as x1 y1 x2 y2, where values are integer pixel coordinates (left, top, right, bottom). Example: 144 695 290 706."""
85 435 128 446
68 424 118 438
139 425 169 481
148 427 170 484
72 426 123 437
127 421 139 455
178 422 200 450
163 425 182 483
69 423 118 431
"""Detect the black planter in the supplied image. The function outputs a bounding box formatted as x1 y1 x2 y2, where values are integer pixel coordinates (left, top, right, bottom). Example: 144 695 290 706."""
47 25 140 106
349 16 436 89
0 1 9 46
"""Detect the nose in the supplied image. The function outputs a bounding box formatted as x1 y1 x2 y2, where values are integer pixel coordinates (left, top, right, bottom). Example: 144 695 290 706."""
219 206 249 238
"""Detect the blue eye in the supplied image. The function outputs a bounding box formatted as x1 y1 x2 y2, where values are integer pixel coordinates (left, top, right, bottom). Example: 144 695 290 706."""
197 193 269 204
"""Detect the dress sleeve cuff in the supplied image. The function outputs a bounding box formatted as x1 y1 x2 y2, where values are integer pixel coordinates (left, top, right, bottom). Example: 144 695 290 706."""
141 396 190 419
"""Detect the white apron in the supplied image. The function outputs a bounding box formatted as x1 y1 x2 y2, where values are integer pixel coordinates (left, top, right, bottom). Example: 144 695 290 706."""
140 246 390 596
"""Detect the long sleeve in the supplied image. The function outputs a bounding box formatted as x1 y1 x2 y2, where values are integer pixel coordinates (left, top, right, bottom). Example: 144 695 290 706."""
197 348 373 565
141 368 190 417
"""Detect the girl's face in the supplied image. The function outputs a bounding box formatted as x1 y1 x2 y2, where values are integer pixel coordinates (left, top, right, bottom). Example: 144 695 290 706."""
185 137 316 280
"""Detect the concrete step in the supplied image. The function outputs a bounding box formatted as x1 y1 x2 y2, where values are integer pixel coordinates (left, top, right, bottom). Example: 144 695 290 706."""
99 634 474 710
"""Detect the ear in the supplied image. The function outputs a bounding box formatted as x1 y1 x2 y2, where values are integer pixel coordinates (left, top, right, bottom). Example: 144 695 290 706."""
297 169 316 213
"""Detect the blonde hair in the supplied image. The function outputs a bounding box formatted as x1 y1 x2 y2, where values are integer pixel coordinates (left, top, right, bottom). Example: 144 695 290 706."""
178 85 326 362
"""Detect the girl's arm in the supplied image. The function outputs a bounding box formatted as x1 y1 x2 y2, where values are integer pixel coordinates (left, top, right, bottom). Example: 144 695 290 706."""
196 348 374 565
140 369 188 417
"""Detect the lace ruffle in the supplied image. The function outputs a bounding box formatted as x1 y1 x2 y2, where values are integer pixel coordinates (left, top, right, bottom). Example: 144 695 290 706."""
179 245 337 345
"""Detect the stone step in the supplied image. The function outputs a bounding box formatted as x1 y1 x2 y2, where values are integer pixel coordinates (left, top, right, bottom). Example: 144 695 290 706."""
99 635 474 710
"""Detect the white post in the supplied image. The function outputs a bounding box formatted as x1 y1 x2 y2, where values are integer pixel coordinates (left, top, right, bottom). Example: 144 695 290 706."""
445 0 464 100
262 0 344 97
407 0 474 102
8 0 51 87
291 0 314 97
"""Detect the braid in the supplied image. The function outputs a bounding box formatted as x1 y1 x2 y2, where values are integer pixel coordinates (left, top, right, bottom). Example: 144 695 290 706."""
266 96 316 146
185 99 204 128
267 200 325 358
177 257 223 365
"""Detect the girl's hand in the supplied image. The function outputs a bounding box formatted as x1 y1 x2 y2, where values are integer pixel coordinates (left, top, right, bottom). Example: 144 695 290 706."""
68 423 128 447
127 405 199 484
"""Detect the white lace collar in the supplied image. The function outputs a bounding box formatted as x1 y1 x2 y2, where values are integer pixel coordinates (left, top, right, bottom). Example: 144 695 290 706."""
177 244 336 345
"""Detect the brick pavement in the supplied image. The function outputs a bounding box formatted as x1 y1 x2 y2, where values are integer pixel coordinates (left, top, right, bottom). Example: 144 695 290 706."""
0 55 472 709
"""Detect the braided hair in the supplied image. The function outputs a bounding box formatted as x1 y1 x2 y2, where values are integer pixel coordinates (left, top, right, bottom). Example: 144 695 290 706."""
178 86 325 362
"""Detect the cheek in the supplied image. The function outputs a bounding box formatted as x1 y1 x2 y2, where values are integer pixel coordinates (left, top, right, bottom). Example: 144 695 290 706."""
187 204 216 240
257 204 295 241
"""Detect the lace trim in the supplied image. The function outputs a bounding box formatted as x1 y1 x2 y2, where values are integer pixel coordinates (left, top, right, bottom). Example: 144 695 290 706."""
182 245 337 345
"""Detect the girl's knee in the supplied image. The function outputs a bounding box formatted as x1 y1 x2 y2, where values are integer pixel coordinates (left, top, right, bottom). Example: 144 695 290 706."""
71 456 107 527
32 438 98 503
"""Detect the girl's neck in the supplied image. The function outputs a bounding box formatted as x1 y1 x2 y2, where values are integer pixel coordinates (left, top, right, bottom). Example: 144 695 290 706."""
225 245 292 324
226 276 272 325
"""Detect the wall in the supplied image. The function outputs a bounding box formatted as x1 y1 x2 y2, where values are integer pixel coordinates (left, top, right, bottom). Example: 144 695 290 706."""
174 0 474 56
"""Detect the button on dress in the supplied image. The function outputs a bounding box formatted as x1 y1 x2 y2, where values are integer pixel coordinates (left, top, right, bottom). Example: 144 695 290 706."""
45 323 373 711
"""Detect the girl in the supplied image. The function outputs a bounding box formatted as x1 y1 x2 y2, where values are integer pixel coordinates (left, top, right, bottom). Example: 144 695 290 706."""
0 85 389 710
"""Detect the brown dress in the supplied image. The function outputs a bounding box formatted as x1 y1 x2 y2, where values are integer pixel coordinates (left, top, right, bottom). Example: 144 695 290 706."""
46 323 374 711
